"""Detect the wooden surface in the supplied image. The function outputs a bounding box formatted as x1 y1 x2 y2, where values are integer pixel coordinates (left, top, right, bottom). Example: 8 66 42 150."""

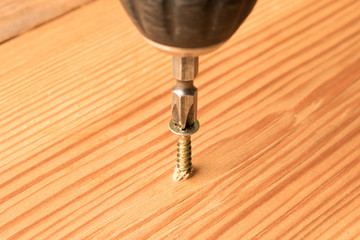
1 0 360 239
0 0 94 43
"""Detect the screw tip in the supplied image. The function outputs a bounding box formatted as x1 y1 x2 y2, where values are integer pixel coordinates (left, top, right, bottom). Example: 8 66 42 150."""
173 168 193 182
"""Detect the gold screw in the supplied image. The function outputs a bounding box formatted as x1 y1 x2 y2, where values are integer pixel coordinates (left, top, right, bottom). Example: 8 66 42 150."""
173 135 193 181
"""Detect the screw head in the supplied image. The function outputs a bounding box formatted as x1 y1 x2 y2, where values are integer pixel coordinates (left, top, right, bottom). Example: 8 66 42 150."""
169 119 199 136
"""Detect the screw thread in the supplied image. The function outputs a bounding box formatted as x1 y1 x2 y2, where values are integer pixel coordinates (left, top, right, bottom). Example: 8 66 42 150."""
173 135 193 181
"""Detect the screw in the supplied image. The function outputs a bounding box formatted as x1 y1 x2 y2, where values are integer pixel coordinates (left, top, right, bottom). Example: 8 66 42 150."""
173 135 193 181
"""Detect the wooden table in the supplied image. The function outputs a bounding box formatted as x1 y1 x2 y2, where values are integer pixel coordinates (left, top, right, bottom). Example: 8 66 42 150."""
1 0 360 239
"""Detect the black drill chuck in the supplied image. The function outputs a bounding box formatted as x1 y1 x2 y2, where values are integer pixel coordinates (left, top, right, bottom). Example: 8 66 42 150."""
120 0 256 49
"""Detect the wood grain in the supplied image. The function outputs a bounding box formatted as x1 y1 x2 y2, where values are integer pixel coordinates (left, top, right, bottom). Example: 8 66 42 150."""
0 0 94 43
0 0 360 239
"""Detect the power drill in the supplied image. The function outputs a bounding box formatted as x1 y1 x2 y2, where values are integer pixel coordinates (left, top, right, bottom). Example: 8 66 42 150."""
119 0 257 181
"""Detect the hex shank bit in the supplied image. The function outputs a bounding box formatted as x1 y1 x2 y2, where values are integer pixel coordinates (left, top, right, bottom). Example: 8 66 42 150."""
169 56 199 181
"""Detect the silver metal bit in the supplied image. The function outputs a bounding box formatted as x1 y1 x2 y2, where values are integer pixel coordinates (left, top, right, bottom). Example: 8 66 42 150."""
169 56 199 181
172 56 198 81
172 80 197 129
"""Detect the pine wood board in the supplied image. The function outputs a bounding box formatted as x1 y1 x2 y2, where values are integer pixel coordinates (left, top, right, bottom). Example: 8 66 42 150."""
0 0 94 43
0 0 360 239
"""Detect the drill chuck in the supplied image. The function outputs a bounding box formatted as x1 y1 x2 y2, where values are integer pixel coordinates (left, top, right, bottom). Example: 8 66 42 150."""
120 0 256 52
